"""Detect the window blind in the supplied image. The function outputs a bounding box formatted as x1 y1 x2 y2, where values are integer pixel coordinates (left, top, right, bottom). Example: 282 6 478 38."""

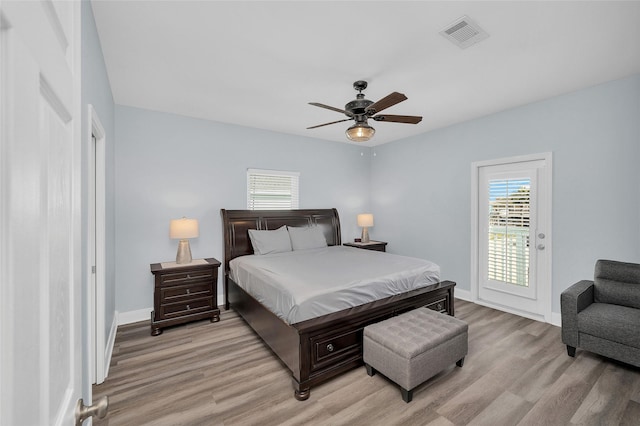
487 178 530 287
247 169 300 210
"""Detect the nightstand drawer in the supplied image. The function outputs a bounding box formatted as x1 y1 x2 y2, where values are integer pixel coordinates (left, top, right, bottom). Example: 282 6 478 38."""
158 297 213 319
160 282 212 303
159 270 214 286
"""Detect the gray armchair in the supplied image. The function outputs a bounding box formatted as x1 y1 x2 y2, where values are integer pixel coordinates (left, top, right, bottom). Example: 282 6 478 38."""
561 259 640 367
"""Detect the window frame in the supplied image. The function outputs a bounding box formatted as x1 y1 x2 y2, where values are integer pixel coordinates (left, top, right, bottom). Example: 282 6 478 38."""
246 168 300 210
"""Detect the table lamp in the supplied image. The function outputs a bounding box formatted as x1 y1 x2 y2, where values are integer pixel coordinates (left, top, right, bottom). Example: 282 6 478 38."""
170 217 199 264
357 213 374 243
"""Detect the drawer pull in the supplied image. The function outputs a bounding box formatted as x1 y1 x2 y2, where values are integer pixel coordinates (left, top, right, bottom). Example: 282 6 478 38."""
186 305 190 310
326 344 334 352
186 274 192 279
436 302 443 311
186 289 190 294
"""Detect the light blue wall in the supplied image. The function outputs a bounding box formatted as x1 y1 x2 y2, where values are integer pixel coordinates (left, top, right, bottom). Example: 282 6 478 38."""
81 0 116 394
114 106 371 312
111 75 639 317
370 75 640 314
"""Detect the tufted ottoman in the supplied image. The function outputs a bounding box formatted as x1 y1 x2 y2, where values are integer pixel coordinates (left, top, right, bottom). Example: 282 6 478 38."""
363 307 468 402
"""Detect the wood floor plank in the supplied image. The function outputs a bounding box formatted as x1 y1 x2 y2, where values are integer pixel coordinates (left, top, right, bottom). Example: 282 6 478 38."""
436 373 507 424
424 416 456 426
620 400 640 426
93 300 640 426
570 363 640 425
563 350 610 386
509 348 574 403
467 390 533 426
516 373 593 426
316 369 386 415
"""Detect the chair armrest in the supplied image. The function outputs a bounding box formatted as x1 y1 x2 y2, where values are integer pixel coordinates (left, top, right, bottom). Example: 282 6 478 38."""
562 280 594 314
560 280 594 347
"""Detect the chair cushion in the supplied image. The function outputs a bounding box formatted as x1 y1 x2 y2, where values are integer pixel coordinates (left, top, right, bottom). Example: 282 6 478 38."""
577 303 640 349
594 260 640 309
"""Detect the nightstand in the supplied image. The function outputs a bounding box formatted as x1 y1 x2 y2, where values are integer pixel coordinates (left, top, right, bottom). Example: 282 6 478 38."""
344 241 388 252
150 257 221 336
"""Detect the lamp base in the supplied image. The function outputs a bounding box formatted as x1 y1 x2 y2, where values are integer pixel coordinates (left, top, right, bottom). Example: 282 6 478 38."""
176 239 192 264
361 227 370 243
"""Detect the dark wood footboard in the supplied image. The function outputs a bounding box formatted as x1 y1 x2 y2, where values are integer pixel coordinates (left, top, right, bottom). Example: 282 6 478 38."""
227 274 455 400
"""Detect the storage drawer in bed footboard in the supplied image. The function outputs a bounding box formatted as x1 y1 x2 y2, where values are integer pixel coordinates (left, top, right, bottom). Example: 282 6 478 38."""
310 327 364 372
425 295 449 314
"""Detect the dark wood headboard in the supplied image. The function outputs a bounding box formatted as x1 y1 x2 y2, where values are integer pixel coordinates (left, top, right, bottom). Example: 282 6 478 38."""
220 208 342 273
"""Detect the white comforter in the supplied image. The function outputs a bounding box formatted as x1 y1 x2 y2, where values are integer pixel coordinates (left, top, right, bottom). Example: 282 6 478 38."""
229 245 440 324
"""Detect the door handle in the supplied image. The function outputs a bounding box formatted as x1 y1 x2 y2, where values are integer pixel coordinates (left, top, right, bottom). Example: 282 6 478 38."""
75 396 108 426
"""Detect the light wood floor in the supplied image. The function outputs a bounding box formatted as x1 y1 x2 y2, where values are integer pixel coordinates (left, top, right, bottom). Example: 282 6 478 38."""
94 300 640 425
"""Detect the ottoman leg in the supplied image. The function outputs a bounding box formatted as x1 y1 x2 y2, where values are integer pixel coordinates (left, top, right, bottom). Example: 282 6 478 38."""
365 363 375 377
456 357 465 367
401 388 413 403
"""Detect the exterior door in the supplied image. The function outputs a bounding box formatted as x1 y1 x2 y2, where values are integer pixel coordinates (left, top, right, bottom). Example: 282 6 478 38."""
0 1 83 425
474 154 552 321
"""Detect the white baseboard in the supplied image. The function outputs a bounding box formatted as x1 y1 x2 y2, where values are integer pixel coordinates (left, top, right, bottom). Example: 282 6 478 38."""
117 307 152 326
455 289 560 327
117 304 226 325
454 288 472 301
472 299 548 323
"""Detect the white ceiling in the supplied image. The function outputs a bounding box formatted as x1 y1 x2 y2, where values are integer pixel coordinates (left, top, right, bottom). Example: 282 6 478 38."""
91 1 640 146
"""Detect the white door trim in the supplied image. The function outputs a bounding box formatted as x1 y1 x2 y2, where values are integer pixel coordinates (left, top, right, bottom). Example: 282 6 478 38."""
471 152 553 323
87 104 107 384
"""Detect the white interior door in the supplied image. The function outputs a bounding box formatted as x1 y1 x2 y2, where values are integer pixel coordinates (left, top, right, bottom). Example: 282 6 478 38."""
0 1 83 424
473 154 552 322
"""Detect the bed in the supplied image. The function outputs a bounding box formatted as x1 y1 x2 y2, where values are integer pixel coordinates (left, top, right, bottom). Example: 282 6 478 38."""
221 208 456 400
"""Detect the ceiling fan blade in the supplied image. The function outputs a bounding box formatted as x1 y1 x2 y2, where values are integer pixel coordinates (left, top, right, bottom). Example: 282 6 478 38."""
307 118 352 129
372 114 423 124
366 92 407 114
309 102 351 116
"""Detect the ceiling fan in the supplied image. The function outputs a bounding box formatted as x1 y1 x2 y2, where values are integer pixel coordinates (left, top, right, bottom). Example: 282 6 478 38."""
307 80 422 142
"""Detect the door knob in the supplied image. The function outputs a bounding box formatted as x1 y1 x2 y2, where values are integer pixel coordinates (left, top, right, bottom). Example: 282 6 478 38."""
537 244 545 250
75 396 108 426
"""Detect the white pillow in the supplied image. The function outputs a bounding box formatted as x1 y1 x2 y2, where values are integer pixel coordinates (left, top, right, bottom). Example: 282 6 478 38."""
248 226 292 255
288 225 328 251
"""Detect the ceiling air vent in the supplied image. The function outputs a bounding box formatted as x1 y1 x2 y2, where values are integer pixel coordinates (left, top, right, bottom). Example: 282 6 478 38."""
440 16 489 49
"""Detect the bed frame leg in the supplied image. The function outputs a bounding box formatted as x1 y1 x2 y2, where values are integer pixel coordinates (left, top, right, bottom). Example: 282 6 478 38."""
292 378 310 401
294 388 310 401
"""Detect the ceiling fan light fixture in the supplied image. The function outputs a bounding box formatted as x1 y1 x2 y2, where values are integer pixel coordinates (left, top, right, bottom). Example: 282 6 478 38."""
345 122 375 142
309 81 420 140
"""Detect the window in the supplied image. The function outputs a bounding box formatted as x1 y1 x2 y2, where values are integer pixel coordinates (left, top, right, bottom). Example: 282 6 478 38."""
487 178 530 287
247 169 299 210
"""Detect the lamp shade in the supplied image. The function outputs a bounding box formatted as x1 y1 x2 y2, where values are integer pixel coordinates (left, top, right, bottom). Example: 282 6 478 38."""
169 218 199 239
357 213 374 227
346 123 375 142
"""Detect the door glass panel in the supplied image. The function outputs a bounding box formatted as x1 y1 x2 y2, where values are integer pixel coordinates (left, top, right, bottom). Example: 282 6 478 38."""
487 178 530 287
